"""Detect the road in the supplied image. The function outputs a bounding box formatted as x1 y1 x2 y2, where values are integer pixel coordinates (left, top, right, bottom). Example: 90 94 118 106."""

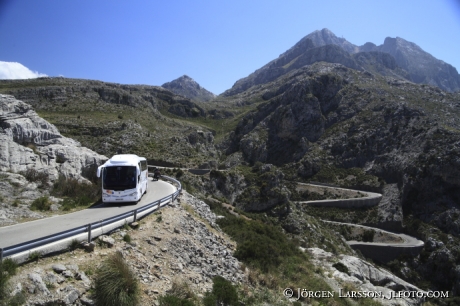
323 220 424 248
0 178 176 249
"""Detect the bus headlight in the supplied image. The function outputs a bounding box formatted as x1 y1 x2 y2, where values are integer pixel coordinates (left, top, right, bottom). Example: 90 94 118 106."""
129 192 137 197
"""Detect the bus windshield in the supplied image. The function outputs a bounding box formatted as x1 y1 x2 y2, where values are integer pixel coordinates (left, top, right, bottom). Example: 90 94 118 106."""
103 166 137 190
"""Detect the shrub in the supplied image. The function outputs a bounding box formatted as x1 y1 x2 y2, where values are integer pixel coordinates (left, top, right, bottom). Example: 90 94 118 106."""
332 262 349 275
0 258 19 303
362 229 375 242
175 169 184 179
31 196 52 211
52 175 101 209
94 251 139 306
123 234 131 243
218 216 301 273
28 251 42 262
158 295 195 306
203 276 238 306
68 239 81 251
1 258 18 277
20 168 49 187
158 279 197 306
0 267 9 305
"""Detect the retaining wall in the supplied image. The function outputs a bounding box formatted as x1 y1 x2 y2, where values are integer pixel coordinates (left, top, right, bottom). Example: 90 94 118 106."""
349 242 424 263
302 193 382 208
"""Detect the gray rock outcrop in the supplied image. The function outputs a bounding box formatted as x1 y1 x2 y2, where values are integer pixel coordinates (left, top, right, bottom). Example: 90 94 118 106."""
0 94 107 183
308 247 424 306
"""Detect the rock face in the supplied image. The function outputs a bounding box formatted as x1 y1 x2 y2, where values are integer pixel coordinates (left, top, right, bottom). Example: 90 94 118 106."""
308 247 424 306
0 94 107 182
223 28 460 95
162 75 216 102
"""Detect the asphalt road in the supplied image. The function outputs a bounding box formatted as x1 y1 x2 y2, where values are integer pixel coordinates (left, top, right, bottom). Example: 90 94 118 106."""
0 178 176 249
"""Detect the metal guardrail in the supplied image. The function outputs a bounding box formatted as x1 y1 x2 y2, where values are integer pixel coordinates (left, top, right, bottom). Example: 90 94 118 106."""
0 175 181 260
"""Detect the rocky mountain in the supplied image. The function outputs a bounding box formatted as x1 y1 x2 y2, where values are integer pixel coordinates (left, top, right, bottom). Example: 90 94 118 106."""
225 62 460 223
223 28 460 95
218 61 460 293
162 75 216 102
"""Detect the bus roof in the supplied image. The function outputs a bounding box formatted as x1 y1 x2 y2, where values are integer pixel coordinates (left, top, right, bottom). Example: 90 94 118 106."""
102 154 146 167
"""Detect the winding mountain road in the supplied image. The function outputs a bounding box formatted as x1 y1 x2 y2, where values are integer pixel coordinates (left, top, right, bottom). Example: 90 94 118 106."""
0 178 176 250
296 183 424 262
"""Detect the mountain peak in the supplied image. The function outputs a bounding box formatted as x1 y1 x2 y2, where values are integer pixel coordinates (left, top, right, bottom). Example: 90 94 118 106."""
162 75 215 102
305 28 358 54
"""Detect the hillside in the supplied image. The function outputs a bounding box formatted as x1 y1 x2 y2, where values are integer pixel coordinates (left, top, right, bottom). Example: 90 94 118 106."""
0 77 223 168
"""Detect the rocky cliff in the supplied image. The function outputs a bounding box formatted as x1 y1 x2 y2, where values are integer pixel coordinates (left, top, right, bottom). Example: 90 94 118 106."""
0 94 107 182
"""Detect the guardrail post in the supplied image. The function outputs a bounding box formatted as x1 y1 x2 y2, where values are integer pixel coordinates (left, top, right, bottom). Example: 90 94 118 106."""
133 210 137 222
87 224 92 243
0 248 3 262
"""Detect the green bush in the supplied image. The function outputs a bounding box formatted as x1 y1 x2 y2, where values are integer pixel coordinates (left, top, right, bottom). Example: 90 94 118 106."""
2 258 18 277
203 276 238 306
94 251 139 306
123 234 132 243
31 196 52 211
332 262 349 275
217 216 302 273
52 175 101 209
362 229 375 242
0 258 19 305
158 279 197 305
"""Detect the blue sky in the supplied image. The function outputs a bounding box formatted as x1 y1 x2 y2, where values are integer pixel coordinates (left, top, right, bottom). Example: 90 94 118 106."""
0 0 459 95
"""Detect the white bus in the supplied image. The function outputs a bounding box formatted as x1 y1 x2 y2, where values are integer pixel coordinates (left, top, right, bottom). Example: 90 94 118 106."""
96 154 149 203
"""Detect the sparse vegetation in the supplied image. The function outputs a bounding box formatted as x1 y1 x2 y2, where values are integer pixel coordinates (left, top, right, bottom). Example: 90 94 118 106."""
20 168 49 187
30 196 52 211
52 175 101 210
68 239 81 251
94 251 140 306
28 251 42 262
203 276 239 306
158 278 198 306
123 234 131 243
333 262 350 275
